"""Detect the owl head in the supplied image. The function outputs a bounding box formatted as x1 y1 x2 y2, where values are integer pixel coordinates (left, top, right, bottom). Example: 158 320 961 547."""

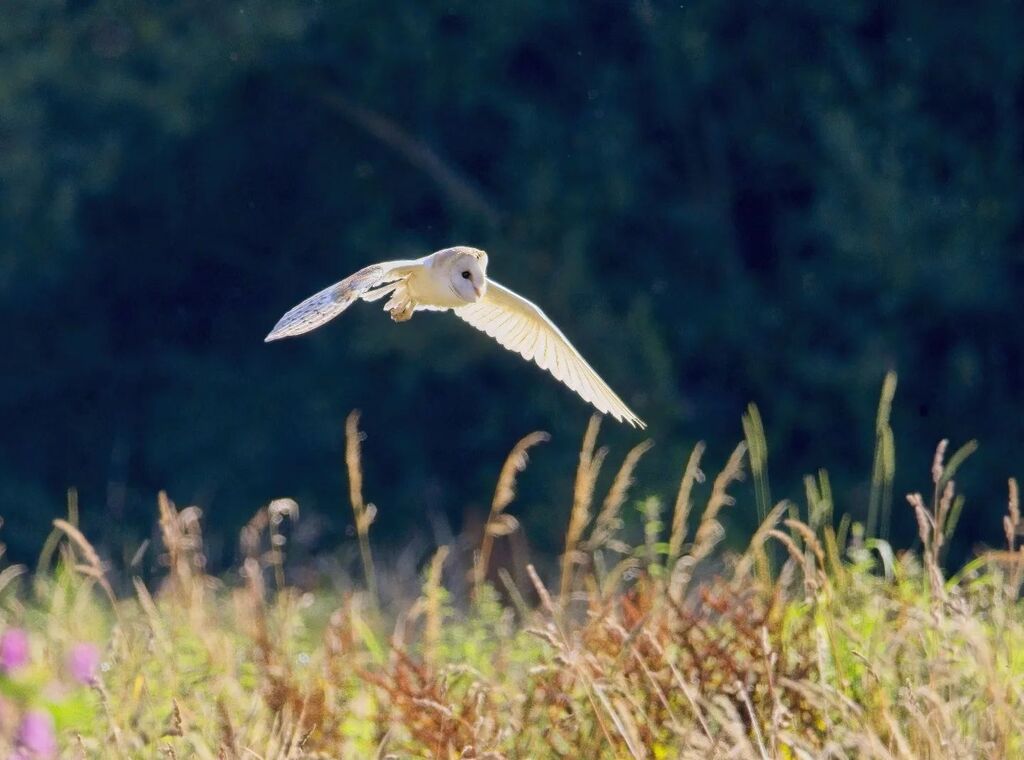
439 246 488 303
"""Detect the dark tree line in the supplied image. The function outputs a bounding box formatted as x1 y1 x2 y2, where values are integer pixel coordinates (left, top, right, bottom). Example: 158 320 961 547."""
2 0 1021 565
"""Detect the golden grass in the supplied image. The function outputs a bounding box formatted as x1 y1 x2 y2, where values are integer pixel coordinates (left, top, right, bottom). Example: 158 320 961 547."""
1 395 1022 758
345 410 378 607
474 431 550 598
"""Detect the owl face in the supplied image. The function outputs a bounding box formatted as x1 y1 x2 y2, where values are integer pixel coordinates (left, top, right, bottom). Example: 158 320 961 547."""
445 248 488 303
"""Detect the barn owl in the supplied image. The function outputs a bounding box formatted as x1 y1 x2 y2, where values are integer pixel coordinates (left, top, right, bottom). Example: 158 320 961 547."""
265 246 645 428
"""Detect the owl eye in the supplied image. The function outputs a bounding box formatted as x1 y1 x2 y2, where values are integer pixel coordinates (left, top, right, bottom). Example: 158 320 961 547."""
461 270 471 279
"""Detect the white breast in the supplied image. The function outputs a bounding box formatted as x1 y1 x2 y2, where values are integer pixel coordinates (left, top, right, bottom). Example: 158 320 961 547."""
408 260 468 309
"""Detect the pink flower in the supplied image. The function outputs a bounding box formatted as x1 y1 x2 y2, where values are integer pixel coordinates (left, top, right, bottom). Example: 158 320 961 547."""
16 709 57 758
0 628 29 674
66 642 100 685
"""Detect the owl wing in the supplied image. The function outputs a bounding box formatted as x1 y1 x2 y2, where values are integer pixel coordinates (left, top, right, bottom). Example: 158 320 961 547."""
453 280 645 428
265 260 418 341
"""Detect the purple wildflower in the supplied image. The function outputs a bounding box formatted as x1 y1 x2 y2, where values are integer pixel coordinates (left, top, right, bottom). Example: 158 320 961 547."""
16 709 57 758
0 628 29 674
66 642 100 685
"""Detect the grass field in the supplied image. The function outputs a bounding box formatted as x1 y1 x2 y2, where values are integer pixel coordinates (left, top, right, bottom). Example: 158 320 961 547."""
2 380 1022 758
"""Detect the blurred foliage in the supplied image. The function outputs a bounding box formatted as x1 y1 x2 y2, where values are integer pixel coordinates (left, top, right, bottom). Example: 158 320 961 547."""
2 440 1023 757
0 0 1021 564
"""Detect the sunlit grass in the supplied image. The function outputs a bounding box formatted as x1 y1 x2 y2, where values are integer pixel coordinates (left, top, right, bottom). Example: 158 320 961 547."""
1 382 1022 758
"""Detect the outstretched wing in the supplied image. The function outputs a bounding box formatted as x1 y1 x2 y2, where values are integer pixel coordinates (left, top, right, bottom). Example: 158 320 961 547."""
265 260 417 341
454 280 645 428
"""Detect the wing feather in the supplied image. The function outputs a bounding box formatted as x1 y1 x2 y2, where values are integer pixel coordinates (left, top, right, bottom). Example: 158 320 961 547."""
265 260 417 341
454 280 645 428
514 321 531 362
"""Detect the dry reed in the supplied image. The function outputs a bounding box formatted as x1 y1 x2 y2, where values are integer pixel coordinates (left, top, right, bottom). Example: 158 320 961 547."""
2 397 1022 759
474 431 549 596
345 410 378 607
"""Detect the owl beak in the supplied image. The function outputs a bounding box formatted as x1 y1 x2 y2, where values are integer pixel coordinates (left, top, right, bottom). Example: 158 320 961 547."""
473 283 485 300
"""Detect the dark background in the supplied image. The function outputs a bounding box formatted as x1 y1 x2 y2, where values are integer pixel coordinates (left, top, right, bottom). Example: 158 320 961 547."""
2 0 1021 569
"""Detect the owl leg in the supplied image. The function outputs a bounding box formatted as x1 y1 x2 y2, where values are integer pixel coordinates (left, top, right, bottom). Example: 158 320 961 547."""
383 286 416 322
389 301 415 322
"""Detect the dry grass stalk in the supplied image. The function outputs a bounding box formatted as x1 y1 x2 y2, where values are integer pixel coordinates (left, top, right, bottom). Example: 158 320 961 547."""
132 576 172 654
526 563 557 618
907 492 945 600
52 517 117 611
34 489 81 580
157 491 186 588
345 410 378 606
474 431 549 595
867 371 898 540
1004 477 1019 552
586 439 654 554
785 519 826 576
268 498 299 587
931 438 949 486
691 443 747 565
783 518 829 595
0 563 26 597
732 501 789 585
217 698 238 758
999 478 1024 595
155 491 209 613
667 442 706 568
769 529 805 570
668 442 745 601
741 403 771 526
904 438 981 601
561 415 609 600
422 545 450 664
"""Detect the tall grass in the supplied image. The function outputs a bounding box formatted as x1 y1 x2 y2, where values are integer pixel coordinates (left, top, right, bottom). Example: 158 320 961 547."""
1 391 1022 758
867 371 897 540
344 410 378 608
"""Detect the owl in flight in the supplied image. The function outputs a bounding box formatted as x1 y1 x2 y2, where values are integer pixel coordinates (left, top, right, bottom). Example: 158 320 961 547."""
265 246 645 428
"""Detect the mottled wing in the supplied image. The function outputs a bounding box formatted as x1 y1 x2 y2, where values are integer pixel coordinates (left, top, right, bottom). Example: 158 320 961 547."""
454 280 645 428
265 260 417 341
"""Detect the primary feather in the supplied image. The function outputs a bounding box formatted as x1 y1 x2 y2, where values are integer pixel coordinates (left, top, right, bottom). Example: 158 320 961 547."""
454 281 645 428
264 261 415 341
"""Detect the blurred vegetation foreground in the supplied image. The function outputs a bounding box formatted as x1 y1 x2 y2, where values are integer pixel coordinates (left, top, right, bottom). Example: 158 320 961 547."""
1 415 1023 758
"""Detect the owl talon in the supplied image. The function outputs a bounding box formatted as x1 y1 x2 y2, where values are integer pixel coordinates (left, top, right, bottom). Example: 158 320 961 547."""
389 303 414 322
